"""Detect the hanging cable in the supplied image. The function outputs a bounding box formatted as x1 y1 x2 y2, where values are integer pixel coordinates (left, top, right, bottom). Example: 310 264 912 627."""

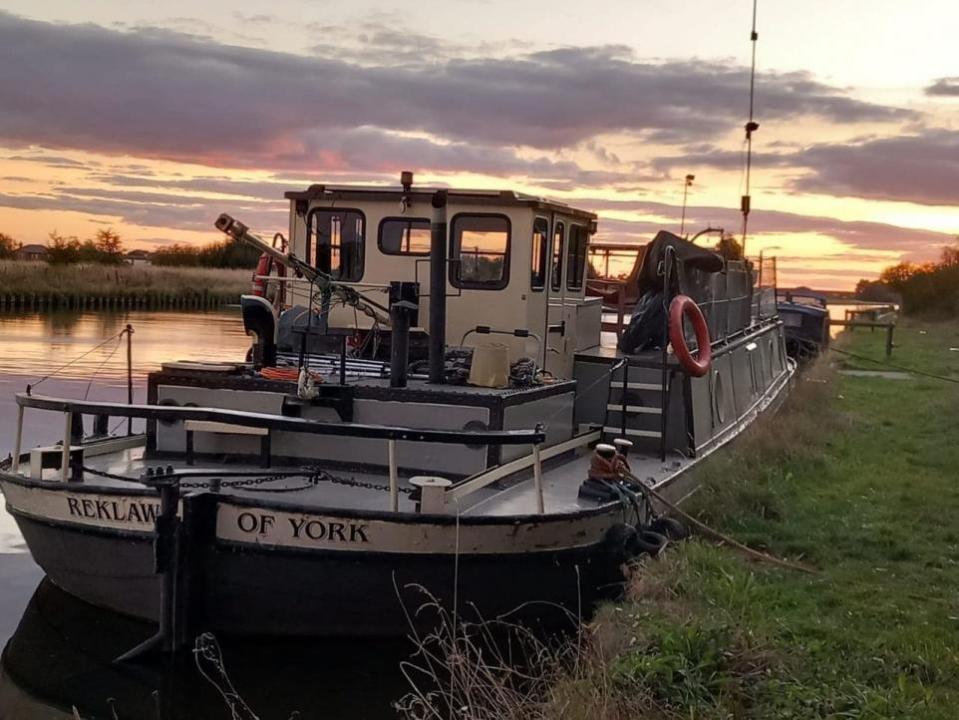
27 329 127 391
82 333 124 400
741 0 760 256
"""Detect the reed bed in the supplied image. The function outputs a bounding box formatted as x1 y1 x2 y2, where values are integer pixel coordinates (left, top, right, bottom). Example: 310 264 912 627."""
0 260 249 297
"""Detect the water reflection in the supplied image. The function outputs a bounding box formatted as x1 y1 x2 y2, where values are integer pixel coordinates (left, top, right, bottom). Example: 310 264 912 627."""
0 309 414 718
0 581 411 719
0 308 249 384
0 309 251 455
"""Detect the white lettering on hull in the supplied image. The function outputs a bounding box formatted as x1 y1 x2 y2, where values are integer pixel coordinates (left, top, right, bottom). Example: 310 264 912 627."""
0 481 615 555
216 504 611 555
1 482 160 534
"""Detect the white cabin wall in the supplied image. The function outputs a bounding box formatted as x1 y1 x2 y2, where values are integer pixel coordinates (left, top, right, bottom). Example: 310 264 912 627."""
282 197 588 377
446 207 536 362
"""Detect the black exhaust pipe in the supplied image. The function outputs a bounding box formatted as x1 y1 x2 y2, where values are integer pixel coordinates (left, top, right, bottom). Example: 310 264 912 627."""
429 190 448 384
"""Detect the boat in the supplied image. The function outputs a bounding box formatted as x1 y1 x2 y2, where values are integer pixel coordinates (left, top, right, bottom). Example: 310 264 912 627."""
777 289 830 360
0 175 794 645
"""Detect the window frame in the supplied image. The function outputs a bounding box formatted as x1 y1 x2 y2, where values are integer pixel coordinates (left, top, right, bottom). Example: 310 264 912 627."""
566 223 588 291
530 216 549 292
377 216 432 256
448 212 512 291
550 221 565 292
305 206 366 282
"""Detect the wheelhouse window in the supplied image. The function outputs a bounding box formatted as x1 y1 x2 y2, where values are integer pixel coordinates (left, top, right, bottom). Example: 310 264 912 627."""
450 214 510 290
566 224 588 291
378 217 431 255
550 222 565 291
307 208 365 281
530 217 548 291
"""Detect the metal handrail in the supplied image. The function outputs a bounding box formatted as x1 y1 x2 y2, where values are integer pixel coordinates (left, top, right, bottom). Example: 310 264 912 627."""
14 393 545 446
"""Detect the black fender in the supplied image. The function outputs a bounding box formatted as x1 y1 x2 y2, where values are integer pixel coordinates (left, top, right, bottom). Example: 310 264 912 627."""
241 295 277 368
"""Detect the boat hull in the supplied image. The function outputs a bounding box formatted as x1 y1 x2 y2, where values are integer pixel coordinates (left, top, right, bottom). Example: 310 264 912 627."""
2 481 624 636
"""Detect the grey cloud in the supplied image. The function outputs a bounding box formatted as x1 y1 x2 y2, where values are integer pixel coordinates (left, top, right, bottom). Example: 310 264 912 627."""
0 190 285 232
582 198 955 258
0 12 914 177
790 131 959 206
925 77 959 96
653 130 959 207
7 155 93 169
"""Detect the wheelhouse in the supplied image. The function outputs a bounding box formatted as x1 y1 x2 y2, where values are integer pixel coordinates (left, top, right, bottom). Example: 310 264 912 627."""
282 181 601 377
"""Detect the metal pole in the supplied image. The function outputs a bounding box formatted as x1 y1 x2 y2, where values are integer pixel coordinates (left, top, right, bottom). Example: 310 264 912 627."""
126 324 134 435
429 191 448 384
660 249 673 461
532 444 545 514
680 183 688 236
61 411 72 481
389 299 415 388
12 405 23 475
388 439 399 511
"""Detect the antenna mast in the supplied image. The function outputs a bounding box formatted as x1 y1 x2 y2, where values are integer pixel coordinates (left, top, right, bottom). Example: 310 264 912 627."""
741 0 759 257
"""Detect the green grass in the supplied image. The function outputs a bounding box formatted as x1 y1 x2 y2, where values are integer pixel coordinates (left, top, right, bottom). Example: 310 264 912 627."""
576 318 959 719
0 260 249 298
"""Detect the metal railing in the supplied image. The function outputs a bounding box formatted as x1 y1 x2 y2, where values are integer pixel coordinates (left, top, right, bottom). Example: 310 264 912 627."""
11 393 548 513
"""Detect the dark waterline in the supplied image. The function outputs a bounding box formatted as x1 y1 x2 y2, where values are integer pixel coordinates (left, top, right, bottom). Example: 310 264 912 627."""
0 309 411 719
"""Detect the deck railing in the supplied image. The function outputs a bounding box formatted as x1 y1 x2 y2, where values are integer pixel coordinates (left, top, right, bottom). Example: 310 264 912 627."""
12 393 547 512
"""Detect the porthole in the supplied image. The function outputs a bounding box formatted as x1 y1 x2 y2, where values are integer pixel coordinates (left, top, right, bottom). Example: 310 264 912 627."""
462 419 489 450
712 370 726 425
158 398 179 426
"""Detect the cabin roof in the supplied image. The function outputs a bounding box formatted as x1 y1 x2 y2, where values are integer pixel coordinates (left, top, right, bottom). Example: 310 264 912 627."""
283 184 598 222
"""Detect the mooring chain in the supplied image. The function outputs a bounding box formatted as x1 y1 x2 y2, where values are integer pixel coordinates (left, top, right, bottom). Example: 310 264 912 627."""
76 463 414 495
305 465 415 495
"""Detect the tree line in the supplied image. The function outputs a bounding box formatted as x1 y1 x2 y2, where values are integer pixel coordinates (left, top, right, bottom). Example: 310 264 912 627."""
857 242 959 316
0 229 258 268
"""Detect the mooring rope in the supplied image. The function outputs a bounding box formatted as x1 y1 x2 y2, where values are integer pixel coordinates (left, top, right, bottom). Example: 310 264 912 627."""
621 469 818 574
830 346 959 385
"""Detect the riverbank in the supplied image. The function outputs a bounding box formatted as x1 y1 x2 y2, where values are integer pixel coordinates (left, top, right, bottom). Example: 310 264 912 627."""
0 261 248 310
418 318 959 719
589 318 959 718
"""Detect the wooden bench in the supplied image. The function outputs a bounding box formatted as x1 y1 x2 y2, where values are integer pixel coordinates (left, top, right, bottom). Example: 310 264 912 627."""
183 420 271 467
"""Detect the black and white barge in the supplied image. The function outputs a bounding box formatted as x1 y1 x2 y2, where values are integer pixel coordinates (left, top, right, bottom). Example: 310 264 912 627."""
0 178 793 640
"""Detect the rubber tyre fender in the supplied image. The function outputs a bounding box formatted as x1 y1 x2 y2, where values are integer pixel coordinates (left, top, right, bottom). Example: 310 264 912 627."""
604 523 641 564
669 294 711 377
635 529 669 557
650 516 688 541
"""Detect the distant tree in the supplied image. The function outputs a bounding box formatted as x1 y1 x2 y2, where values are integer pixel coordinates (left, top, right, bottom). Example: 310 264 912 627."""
0 232 19 259
855 278 900 303
94 228 124 263
45 231 81 265
152 238 259 268
77 239 101 264
872 242 959 316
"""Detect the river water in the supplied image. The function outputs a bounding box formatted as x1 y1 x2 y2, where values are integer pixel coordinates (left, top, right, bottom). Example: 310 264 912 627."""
0 309 412 719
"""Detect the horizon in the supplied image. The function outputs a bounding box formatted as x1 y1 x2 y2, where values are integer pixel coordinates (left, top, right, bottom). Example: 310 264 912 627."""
1 2 957 290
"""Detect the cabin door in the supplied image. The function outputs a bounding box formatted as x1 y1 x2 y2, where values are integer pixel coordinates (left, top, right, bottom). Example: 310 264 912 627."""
544 219 575 378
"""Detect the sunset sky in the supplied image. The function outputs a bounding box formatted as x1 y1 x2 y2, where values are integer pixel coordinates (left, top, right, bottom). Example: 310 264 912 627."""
1 1 957 289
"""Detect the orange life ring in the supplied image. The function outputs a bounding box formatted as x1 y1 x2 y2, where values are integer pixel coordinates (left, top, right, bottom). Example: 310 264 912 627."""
668 295 711 377
252 253 272 296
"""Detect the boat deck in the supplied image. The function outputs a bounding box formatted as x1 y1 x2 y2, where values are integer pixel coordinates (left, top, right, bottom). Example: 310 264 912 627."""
72 444 694 518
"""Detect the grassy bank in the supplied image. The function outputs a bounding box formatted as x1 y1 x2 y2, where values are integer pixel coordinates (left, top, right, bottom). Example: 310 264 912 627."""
0 261 249 309
412 319 959 719
583 318 959 719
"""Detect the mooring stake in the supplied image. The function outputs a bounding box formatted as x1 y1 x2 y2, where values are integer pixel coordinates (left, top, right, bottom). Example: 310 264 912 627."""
116 474 182 663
